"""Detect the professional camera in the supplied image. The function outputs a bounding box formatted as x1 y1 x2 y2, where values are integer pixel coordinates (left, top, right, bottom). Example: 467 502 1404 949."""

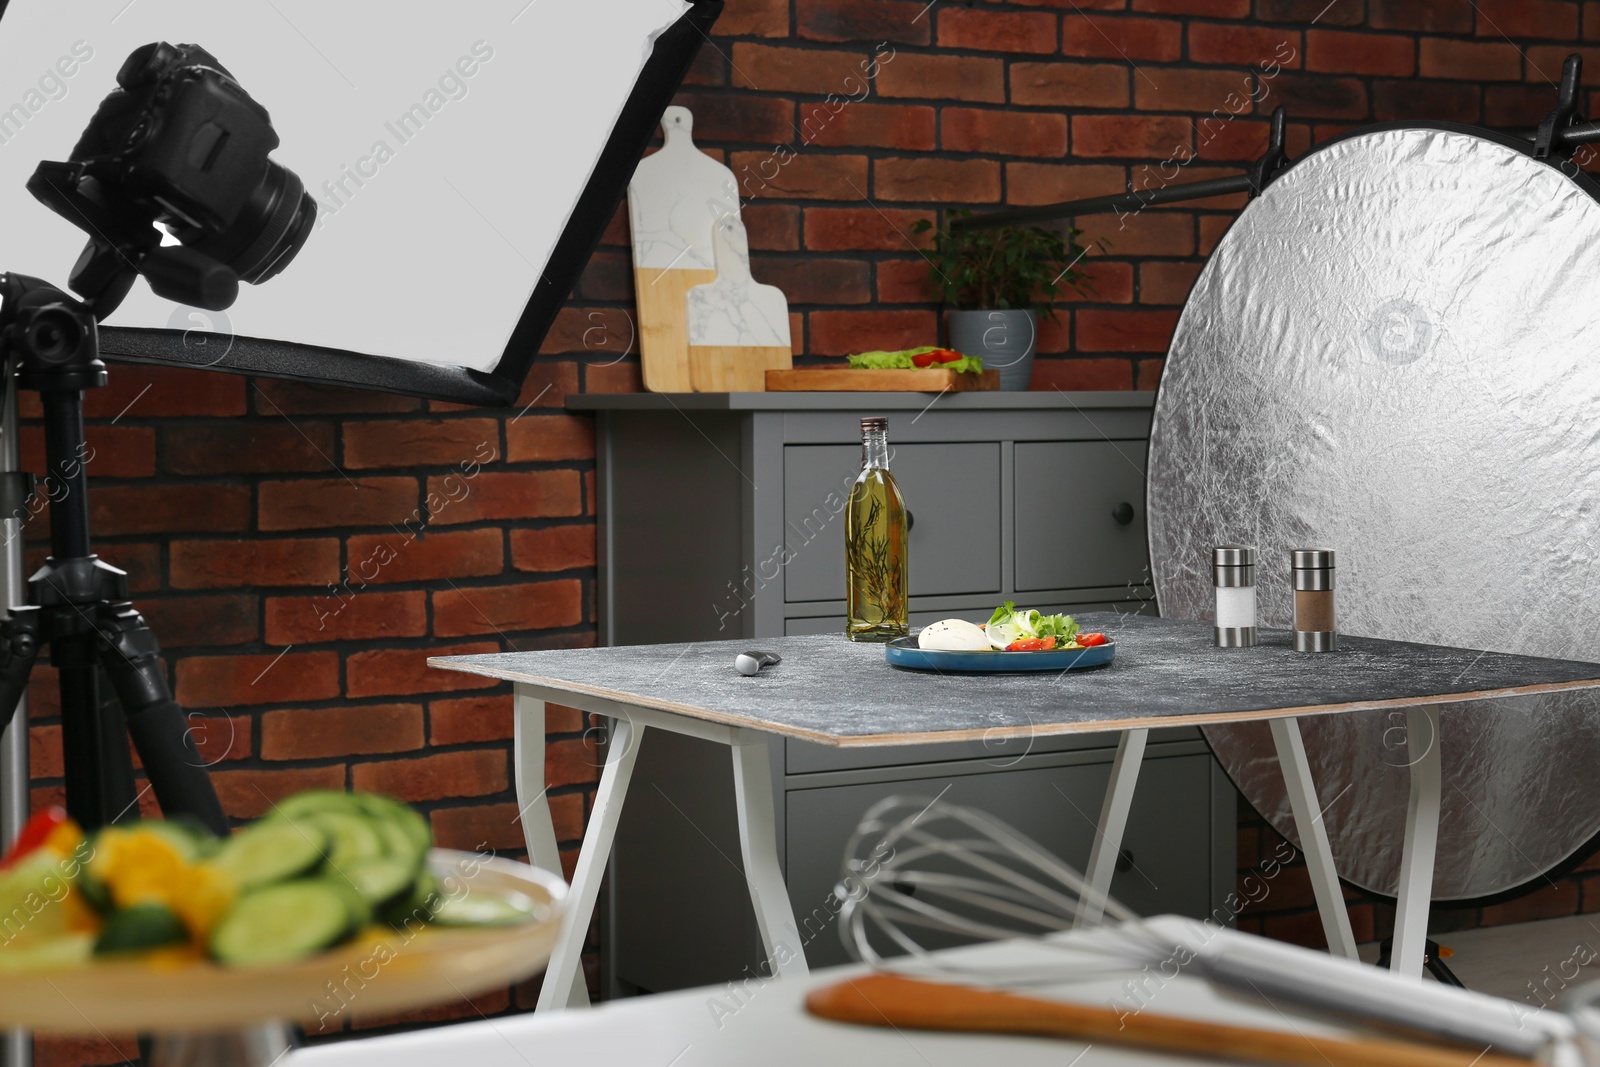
26 41 315 314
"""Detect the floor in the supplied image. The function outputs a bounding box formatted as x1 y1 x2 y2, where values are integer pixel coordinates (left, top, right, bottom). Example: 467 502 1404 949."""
1359 914 1600 1006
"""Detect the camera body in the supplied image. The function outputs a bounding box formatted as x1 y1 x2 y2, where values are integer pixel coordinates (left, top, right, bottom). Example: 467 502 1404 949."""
28 41 314 314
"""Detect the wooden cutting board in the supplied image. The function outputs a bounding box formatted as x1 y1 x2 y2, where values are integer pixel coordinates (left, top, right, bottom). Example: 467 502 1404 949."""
687 216 793 391
766 368 1000 392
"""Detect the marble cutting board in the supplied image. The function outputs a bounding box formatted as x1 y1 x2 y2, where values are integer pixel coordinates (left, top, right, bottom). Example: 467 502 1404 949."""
684 216 792 390
628 105 739 392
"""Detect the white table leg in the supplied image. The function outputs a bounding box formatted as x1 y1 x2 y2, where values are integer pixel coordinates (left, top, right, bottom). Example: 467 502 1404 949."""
1269 716 1359 960
512 687 590 1009
535 714 642 1011
1077 728 1147 928
1390 705 1442 978
731 730 809 979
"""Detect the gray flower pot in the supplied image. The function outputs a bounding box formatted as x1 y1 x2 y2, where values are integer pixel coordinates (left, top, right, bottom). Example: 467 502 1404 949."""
947 309 1038 391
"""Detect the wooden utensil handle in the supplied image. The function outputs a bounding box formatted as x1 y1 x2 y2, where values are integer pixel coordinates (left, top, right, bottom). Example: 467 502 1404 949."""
805 974 1532 1067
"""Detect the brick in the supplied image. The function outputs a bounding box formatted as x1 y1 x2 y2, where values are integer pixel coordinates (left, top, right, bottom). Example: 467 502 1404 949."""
430 802 528 853
1072 115 1191 158
1068 261 1134 304
877 258 938 303
938 8 1056 53
1136 358 1165 390
1484 84 1558 127
875 157 1000 202
92 484 250 535
76 365 247 420
751 257 871 305
139 594 258 647
101 542 161 594
1255 0 1364 24
1526 45 1600 79
802 101 936 150
1133 0 1249 12
164 422 334 475
20 425 154 479
670 93 794 144
683 44 726 87
1259 74 1369 120
804 207 931 251
798 0 933 45
809 310 938 356
352 749 508 802
212 765 347 819
1305 30 1414 76
1077 309 1179 352
345 528 504 583
171 537 340 589
515 361 579 409
266 589 427 644
426 470 581 524
576 251 631 302
743 204 801 250
432 579 584 637
1062 15 1182 61
1029 357 1134 391
733 151 868 200
1418 39 1523 81
548 736 605 789
260 704 423 760
1140 262 1203 304
176 650 340 707
346 641 500 698
509 525 597 573
730 43 877 95
1476 0 1579 37
35 1034 140 1067
1369 0 1473 31
1198 213 1235 255
506 413 596 462
29 724 61 778
252 378 420 415
1135 69 1256 113
1196 116 1271 161
877 54 1005 103
1006 162 1126 206
1372 79 1481 123
539 307 637 358
1189 24 1302 68
187 714 253 765
1132 163 1247 206
1589 0 1600 40
430 695 512 745
712 0 788 37
942 108 1067 157
583 362 644 393
258 476 418 531
1010 61 1129 109
343 418 499 469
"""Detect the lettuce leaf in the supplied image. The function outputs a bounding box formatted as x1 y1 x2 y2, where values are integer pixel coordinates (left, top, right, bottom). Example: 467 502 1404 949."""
846 348 985 374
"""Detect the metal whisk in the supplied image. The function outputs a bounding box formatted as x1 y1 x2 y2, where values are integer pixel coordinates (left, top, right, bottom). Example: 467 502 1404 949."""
834 795 1575 1061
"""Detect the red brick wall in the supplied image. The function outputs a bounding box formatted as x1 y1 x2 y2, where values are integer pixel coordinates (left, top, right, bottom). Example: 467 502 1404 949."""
21 2 1600 1061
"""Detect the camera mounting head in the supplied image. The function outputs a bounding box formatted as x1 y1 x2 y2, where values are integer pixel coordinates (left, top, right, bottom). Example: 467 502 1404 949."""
0 274 106 393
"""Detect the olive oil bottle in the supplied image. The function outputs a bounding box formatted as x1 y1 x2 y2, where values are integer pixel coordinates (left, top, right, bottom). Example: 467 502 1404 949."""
845 417 908 641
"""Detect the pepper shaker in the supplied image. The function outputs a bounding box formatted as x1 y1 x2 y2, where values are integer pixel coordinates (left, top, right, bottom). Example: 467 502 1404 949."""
1212 545 1257 647
1292 549 1337 652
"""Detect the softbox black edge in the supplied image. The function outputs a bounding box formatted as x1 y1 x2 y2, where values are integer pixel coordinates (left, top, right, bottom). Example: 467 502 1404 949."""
80 0 724 408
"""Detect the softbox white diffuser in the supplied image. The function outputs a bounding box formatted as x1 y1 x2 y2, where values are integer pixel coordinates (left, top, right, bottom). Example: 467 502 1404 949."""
0 0 717 403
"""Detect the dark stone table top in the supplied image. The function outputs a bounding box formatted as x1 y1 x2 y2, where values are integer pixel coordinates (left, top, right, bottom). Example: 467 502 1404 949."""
430 614 1600 747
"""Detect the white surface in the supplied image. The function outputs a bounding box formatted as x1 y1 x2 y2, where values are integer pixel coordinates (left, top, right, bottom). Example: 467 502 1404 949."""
686 216 791 346
1269 716 1359 960
513 691 587 1008
731 731 809 980
288 927 1361 1067
1391 705 1443 977
627 104 739 271
1077 728 1146 929
0 0 688 372
1214 587 1256 629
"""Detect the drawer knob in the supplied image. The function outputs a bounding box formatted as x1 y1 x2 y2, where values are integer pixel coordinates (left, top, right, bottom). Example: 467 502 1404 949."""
1112 501 1136 526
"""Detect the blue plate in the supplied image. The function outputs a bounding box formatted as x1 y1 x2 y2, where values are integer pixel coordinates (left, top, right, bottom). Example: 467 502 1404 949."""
884 636 1115 673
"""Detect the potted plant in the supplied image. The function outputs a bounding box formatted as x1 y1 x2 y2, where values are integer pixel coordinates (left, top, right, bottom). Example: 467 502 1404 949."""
914 212 1099 391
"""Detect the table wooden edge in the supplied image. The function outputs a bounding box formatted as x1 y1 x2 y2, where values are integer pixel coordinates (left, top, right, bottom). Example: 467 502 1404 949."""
427 658 1600 749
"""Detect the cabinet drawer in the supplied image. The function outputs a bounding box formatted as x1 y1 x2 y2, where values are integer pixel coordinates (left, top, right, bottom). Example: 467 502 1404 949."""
1015 440 1149 592
784 443 1001 603
785 752 1218 968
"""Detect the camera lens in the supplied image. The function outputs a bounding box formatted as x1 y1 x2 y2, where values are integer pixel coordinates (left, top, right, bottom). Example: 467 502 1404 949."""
191 161 316 286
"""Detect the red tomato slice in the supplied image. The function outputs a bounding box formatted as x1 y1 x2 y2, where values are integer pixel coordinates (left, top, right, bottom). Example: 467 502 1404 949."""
0 806 68 869
1006 638 1046 651
1077 632 1107 647
912 352 936 368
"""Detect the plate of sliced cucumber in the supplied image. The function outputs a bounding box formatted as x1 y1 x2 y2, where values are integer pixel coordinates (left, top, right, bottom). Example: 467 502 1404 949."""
0 790 566 1032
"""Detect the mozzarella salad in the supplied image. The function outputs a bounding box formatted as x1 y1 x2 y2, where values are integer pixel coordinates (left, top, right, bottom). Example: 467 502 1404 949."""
917 601 1108 653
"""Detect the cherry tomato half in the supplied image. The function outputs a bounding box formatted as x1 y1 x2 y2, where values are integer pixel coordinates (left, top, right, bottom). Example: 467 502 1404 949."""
1077 632 1107 647
1005 638 1046 651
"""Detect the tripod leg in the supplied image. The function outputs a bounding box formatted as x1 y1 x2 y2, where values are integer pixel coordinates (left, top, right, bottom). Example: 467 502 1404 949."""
55 637 139 831
0 606 40 739
96 601 227 835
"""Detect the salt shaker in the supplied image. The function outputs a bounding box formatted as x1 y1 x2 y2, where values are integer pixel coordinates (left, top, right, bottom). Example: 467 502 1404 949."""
1292 549 1337 652
1213 546 1257 647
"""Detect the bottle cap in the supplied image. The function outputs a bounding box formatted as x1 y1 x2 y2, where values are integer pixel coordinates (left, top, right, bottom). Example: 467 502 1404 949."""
1291 548 1336 570
860 417 887 433
1213 545 1255 567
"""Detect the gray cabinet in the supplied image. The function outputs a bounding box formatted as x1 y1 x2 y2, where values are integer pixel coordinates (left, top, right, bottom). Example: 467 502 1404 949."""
571 391 1235 996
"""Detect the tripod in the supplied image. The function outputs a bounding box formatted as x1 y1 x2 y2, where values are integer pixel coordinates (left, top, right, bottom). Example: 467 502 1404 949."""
0 273 225 834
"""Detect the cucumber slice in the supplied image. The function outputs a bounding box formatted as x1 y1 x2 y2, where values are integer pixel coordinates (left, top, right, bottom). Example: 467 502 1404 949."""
211 820 326 891
374 821 423 870
141 819 217 862
304 812 384 869
268 790 366 821
428 892 539 928
381 870 439 930
354 793 431 857
209 881 358 966
344 857 414 909
94 902 189 955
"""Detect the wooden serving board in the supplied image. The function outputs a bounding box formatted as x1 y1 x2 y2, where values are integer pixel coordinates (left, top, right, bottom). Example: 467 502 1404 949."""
766 368 999 392
635 267 716 393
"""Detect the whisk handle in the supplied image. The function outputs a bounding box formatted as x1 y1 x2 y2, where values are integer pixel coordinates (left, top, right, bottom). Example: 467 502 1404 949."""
805 974 1531 1067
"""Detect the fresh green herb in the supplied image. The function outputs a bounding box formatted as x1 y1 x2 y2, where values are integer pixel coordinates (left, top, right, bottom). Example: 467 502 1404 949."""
913 211 1103 322
988 600 1078 641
